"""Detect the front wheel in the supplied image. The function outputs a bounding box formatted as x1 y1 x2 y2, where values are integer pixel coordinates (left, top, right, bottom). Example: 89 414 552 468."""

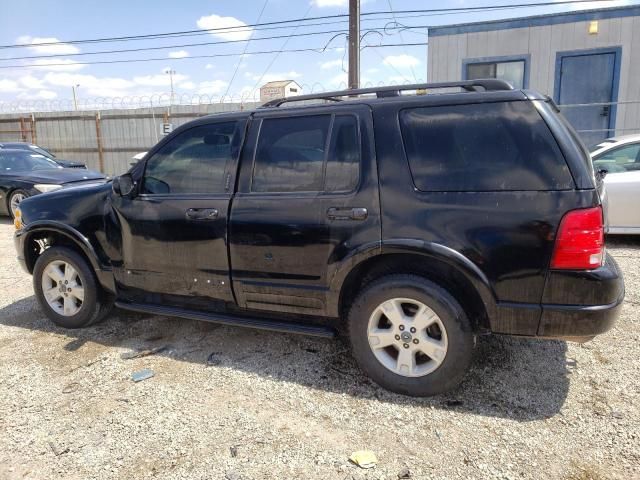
348 275 475 396
33 246 113 328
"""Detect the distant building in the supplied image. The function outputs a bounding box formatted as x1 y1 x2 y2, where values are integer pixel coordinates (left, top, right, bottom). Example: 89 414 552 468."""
427 5 640 145
260 80 302 103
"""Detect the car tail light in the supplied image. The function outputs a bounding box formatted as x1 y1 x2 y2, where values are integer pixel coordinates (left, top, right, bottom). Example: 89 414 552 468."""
551 206 604 270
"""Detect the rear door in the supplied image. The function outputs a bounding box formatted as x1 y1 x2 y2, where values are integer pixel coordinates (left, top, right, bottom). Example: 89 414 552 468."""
229 105 380 316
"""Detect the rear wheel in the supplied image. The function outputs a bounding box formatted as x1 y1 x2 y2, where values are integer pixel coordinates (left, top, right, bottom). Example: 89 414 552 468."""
348 274 474 396
8 189 29 219
33 246 113 328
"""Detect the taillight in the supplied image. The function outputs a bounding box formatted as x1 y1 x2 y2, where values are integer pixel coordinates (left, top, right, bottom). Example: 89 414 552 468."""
551 206 604 270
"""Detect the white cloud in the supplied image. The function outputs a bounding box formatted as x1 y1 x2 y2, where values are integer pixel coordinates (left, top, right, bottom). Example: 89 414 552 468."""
42 72 135 97
19 75 45 89
0 79 23 92
31 58 85 72
328 73 348 87
17 36 80 55
197 80 228 95
168 50 190 59
320 59 343 70
383 54 420 69
18 89 57 100
179 81 196 90
133 72 188 87
205 64 214 69
250 71 302 84
197 14 252 41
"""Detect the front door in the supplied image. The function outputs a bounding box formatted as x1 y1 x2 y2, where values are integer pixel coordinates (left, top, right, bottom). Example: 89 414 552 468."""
229 105 380 317
111 119 246 307
556 48 619 146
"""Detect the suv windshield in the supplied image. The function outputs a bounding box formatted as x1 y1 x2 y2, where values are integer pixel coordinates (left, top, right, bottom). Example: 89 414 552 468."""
0 151 62 171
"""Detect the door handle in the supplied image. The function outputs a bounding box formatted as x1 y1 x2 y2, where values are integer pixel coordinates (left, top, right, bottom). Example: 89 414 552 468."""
327 207 368 221
186 208 219 220
601 105 610 117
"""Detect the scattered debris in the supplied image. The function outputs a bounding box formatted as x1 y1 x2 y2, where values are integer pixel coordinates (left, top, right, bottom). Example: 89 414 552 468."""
349 450 377 469
230 445 239 457
120 345 168 360
398 467 412 478
445 399 463 407
62 382 80 394
611 410 624 419
206 352 222 366
48 441 69 457
131 369 155 382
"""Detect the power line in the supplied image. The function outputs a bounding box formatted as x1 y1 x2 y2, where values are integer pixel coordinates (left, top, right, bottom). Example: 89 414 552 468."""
224 0 270 98
0 43 429 70
0 1 616 49
387 0 417 82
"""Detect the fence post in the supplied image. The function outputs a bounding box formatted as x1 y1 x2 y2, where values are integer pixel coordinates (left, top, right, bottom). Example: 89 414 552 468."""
95 112 105 172
30 114 37 144
19 117 27 141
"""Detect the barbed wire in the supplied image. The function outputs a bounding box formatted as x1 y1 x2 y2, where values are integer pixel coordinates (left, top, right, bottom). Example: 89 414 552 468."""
0 79 428 113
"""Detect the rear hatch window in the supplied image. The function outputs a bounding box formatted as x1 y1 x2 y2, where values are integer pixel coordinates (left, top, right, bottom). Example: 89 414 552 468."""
399 101 574 192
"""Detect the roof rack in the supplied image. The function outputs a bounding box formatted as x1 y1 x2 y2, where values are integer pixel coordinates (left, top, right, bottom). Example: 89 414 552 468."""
260 79 513 108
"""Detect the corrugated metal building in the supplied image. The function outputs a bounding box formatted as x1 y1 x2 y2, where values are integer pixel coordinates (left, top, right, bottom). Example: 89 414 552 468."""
427 5 640 146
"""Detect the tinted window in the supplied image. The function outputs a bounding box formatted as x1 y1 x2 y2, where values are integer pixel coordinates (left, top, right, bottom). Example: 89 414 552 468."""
326 115 360 192
142 122 236 194
467 60 525 89
593 143 640 174
252 115 330 193
400 101 574 192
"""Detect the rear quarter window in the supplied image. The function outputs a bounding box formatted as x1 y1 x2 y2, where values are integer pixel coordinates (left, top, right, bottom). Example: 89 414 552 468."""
399 101 574 192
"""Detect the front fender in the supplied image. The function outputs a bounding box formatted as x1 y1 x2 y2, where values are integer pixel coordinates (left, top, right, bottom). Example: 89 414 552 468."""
17 220 115 293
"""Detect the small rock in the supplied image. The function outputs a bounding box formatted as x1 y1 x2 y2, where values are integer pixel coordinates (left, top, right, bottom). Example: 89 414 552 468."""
398 467 412 478
131 368 154 382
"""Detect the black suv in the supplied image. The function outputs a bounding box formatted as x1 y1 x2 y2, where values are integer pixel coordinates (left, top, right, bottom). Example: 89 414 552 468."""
13 80 624 396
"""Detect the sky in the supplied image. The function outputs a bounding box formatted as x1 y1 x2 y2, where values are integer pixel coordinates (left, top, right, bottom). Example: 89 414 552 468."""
0 0 636 108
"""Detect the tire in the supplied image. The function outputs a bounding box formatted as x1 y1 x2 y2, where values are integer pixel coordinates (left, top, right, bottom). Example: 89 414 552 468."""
347 274 475 397
33 246 113 328
8 189 29 219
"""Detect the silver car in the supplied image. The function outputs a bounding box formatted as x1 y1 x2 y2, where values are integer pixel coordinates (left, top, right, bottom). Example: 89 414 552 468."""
591 134 640 234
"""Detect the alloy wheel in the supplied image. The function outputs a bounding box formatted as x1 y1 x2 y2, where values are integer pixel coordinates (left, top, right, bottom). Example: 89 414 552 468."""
41 260 85 316
367 297 448 377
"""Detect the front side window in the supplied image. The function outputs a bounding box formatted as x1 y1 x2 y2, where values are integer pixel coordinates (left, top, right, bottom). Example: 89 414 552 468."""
400 101 574 192
466 60 525 89
593 143 640 174
252 114 360 193
142 122 237 194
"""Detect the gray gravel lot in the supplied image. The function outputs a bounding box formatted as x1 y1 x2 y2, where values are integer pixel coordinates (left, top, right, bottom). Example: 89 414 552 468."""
0 218 638 480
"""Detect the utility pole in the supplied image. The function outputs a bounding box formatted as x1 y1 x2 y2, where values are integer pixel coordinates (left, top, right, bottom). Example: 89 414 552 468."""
165 69 176 105
348 0 360 89
72 84 80 111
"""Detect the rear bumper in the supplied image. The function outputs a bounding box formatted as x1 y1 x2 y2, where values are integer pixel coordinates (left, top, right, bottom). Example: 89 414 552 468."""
492 253 624 339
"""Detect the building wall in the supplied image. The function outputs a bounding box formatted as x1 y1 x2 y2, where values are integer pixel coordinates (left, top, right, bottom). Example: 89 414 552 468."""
427 15 640 136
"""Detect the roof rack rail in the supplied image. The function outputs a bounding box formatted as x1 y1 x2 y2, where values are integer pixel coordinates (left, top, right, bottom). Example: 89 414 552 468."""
260 79 513 108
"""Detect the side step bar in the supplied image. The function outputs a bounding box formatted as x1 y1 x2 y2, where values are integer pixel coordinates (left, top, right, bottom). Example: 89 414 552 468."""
115 301 336 338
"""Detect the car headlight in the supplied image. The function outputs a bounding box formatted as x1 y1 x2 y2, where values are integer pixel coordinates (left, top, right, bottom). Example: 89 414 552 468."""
14 208 23 230
34 184 63 193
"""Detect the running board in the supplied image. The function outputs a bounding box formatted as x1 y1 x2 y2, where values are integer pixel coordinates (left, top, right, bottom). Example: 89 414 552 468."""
114 301 336 338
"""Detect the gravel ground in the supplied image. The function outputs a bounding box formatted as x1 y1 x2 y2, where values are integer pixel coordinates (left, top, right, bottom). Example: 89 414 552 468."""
0 217 638 480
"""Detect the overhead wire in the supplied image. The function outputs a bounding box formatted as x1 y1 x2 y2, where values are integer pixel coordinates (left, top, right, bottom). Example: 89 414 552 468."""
0 1 617 49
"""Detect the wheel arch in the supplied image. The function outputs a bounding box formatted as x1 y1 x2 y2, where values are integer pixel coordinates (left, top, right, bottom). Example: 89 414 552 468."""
21 221 115 293
332 240 498 332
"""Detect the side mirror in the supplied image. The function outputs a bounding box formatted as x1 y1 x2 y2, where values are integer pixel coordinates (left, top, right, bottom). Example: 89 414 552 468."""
112 173 136 197
596 168 608 181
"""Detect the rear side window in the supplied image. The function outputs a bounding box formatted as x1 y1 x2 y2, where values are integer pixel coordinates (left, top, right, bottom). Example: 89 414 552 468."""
252 114 360 193
400 101 574 192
